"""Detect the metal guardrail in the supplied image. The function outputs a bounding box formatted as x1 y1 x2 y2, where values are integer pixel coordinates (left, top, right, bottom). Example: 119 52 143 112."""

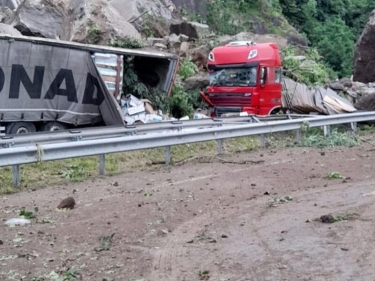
1 111 375 186
0 114 314 148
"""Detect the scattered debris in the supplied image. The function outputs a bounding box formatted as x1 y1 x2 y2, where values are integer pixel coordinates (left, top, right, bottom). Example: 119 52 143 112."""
216 158 265 165
320 213 359 223
270 196 293 203
5 218 31 227
326 172 343 180
198 270 210 280
94 233 115 252
19 207 38 219
121 94 191 124
282 78 357 115
320 215 335 224
57 197 76 210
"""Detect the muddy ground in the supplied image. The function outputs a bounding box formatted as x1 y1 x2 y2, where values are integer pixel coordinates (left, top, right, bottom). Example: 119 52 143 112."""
2 141 375 281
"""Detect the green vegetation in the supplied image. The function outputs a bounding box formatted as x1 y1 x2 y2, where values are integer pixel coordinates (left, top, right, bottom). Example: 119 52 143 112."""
178 59 198 81
281 46 333 85
326 172 343 179
206 0 291 36
169 85 194 118
299 122 360 149
278 0 375 77
112 38 145 49
87 21 101 44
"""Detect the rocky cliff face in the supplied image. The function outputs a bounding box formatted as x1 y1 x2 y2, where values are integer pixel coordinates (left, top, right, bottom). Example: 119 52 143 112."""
171 0 207 17
0 0 179 43
353 10 375 83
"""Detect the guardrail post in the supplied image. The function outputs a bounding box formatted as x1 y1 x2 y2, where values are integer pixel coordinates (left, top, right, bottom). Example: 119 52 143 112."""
99 154 106 175
351 122 357 132
165 146 171 165
12 165 20 187
217 139 223 155
260 134 266 147
323 125 330 137
295 129 301 143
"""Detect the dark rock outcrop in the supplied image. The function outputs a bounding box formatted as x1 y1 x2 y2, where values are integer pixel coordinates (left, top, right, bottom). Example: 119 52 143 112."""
170 22 198 39
353 10 375 83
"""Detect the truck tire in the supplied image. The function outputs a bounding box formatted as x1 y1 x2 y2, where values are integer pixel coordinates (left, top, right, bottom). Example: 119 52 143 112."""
270 108 285 115
6 122 37 135
40 122 67 132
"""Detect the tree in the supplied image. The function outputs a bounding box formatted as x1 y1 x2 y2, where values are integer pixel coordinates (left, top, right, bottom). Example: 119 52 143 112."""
311 18 354 77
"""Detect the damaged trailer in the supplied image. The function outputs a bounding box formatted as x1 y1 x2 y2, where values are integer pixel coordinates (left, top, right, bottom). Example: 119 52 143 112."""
0 35 179 135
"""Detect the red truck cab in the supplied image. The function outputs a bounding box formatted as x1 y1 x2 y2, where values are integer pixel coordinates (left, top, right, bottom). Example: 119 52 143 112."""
201 41 283 117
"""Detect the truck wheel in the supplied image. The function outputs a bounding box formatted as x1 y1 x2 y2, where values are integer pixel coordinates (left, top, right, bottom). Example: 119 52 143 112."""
40 122 67 132
270 108 285 115
6 122 37 135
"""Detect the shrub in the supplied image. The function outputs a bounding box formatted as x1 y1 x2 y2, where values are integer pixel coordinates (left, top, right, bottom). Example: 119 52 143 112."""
112 38 145 49
169 85 194 118
178 59 198 81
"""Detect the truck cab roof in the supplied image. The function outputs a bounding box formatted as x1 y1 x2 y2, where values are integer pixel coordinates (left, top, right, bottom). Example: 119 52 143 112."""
208 41 281 67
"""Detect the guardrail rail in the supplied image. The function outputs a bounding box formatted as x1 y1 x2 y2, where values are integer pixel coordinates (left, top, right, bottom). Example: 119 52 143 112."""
1 112 374 186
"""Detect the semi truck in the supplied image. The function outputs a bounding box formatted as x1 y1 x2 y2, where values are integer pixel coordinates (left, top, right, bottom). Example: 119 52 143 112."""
200 41 283 117
0 35 179 135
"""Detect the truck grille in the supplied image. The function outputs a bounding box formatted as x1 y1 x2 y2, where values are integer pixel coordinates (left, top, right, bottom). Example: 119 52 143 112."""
215 106 242 117
207 93 252 106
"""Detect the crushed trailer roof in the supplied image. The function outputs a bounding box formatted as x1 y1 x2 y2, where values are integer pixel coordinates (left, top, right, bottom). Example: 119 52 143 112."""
0 34 179 60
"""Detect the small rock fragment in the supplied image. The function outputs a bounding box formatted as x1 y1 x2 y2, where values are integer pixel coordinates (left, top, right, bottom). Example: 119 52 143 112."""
320 214 335 223
57 197 75 210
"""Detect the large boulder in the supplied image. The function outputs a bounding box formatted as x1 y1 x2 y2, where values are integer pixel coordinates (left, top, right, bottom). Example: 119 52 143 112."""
11 0 142 43
0 22 22 36
355 93 375 111
353 10 375 83
0 6 14 23
183 73 209 91
4 0 187 44
0 0 22 10
13 0 64 39
170 21 210 40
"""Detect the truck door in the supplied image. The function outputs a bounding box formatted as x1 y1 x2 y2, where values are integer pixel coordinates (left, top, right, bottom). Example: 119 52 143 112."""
259 66 282 115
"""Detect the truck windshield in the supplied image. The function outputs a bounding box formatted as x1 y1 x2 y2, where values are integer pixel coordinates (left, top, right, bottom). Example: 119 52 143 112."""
209 67 257 87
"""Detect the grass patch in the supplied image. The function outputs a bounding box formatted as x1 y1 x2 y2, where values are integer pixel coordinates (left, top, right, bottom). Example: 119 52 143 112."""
0 126 372 195
0 139 258 194
298 122 360 149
